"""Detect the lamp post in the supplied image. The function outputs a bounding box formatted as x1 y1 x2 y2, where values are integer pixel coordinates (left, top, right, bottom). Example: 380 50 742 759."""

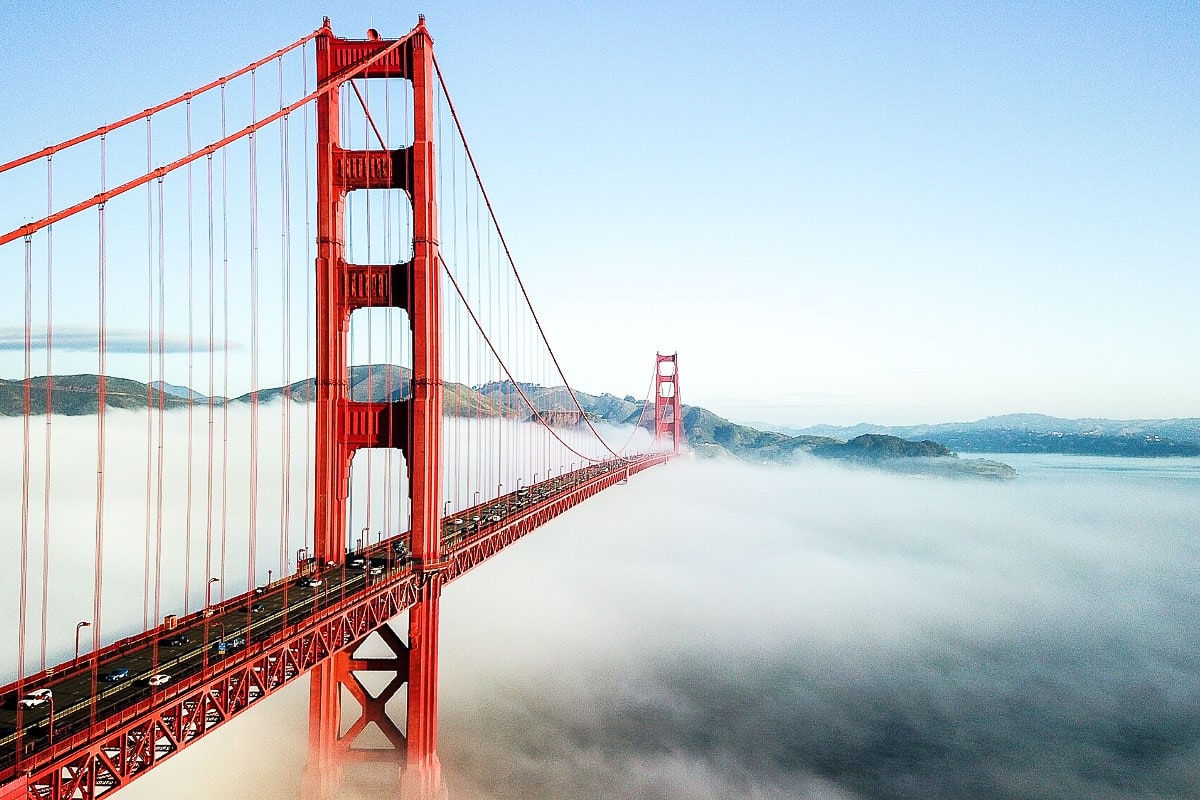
473 491 480 507
267 569 273 587
359 526 368 553
47 694 55 748
74 621 91 668
443 500 451 517
205 577 219 612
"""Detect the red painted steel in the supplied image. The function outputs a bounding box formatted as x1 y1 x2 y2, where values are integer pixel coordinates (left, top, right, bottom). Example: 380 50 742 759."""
655 353 683 453
0 775 25 800
311 16 444 797
0 456 666 800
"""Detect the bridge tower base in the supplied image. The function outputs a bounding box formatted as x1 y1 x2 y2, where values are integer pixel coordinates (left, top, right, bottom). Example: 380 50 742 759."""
302 621 443 800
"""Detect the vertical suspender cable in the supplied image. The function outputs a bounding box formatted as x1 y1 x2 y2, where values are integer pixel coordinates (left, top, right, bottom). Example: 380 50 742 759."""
249 68 261 601
19 235 32 686
302 43 313 560
220 84 230 601
185 99 195 613
153 176 166 627
279 55 292 578
93 134 109 714
206 152 216 594
41 156 54 671
143 120 155 631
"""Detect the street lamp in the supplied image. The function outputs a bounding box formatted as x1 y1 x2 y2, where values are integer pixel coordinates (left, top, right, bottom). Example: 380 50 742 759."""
359 526 368 552
74 621 91 667
443 500 451 517
267 568 273 586
47 694 55 748
473 491 480 507
206 577 220 612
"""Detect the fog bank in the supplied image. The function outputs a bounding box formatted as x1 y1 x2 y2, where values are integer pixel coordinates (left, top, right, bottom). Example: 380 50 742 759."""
8 438 1198 799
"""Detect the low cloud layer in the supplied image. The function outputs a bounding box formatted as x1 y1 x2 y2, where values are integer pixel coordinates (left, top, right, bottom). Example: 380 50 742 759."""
435 458 1200 800
5 416 1198 799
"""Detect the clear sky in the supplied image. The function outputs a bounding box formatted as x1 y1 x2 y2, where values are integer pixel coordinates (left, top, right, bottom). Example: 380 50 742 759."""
1 1 1197 426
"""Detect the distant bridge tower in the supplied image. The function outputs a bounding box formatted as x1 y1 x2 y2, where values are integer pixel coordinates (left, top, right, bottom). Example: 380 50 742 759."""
654 352 683 453
307 17 446 800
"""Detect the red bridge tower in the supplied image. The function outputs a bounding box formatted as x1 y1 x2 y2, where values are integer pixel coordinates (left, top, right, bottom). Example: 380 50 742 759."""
654 352 683 454
307 16 446 800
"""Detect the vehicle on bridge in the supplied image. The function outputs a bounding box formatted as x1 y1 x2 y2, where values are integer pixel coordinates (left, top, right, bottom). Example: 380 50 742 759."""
17 690 51 709
101 668 131 683
146 674 171 687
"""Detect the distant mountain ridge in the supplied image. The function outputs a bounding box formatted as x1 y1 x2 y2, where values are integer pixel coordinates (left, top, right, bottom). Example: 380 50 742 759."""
0 371 1016 477
772 414 1200 457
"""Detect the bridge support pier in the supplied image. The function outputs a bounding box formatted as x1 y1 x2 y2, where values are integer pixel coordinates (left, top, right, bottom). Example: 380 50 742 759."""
302 621 414 799
399 585 447 799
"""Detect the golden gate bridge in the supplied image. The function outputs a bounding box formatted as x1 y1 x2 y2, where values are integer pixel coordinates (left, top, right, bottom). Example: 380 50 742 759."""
0 17 683 799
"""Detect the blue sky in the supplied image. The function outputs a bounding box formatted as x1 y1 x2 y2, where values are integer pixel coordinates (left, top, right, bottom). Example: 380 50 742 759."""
1 1 1197 425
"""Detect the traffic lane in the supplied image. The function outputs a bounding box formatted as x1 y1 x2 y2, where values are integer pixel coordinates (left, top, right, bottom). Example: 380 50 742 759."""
0 462 637 763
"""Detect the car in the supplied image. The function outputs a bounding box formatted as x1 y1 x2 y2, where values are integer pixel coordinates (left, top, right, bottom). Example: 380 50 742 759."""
368 565 384 576
348 557 367 568
251 602 266 613
160 634 190 646
101 667 131 682
253 586 268 595
298 578 322 588
18 689 52 708
147 674 171 687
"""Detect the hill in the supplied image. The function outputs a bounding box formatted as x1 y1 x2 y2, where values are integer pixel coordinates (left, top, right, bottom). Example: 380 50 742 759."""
781 414 1200 457
0 372 1015 478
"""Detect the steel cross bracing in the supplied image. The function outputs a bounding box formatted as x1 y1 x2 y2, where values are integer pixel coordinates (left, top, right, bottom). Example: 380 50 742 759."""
0 456 667 799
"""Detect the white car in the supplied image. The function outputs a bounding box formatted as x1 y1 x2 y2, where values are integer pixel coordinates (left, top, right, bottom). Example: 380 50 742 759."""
147 674 171 687
299 578 322 588
18 688 52 708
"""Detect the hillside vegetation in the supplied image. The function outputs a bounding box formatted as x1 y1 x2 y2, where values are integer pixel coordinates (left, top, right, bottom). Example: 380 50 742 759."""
1 371 1015 478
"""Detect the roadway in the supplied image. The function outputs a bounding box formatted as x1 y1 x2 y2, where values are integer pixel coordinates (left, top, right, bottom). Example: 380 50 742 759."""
0 458 638 773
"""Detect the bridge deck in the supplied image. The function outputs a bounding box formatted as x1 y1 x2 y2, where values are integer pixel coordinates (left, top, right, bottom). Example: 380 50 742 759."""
0 454 669 797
